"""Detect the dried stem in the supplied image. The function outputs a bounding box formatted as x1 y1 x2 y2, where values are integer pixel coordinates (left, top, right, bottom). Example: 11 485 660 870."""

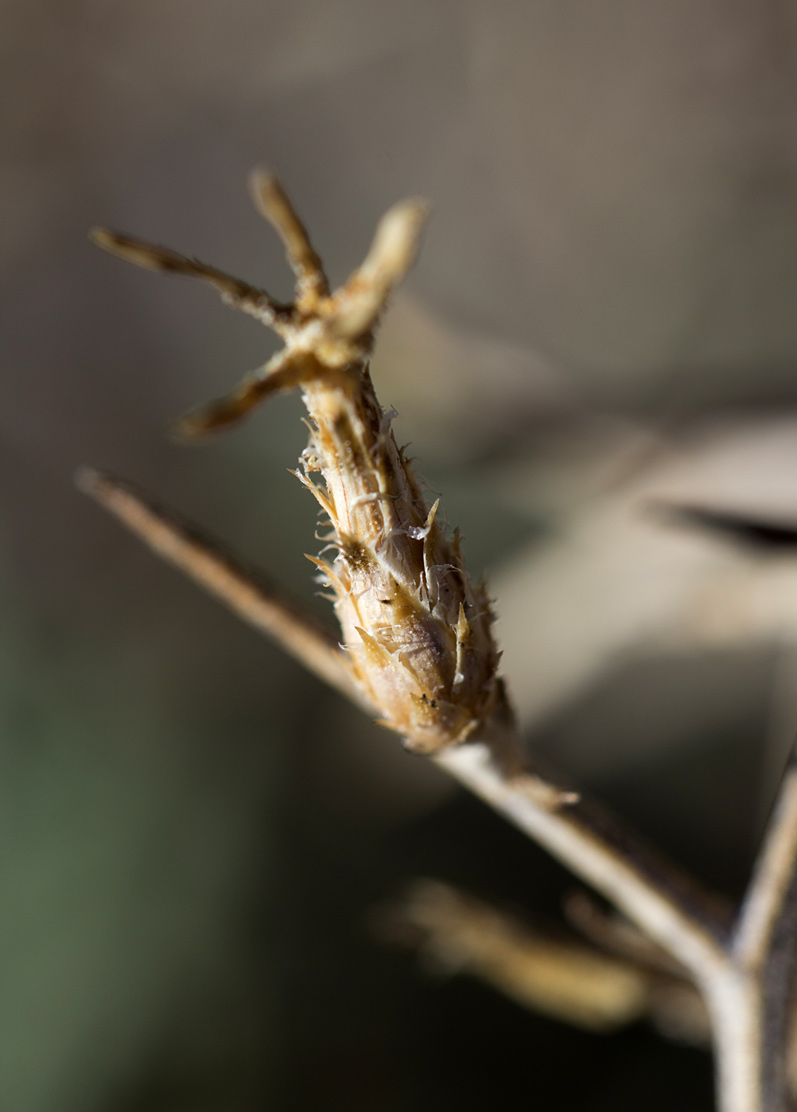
83 174 797 1112
711 740 797 1111
735 742 797 970
76 467 367 711
89 228 288 327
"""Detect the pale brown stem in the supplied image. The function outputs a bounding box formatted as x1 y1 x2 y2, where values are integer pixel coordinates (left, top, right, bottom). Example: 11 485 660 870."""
435 744 730 978
89 229 289 327
735 742 797 970
441 737 797 1110
76 468 369 712
709 740 797 1112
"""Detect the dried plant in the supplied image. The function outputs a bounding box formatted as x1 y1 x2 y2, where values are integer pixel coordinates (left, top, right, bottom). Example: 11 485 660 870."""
80 173 797 1112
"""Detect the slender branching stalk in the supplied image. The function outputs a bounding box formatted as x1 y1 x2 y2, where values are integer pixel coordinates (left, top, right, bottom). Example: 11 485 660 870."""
82 173 797 1112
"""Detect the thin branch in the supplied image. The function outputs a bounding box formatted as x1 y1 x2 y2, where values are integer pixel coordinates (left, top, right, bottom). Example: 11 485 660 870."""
734 738 797 970
89 175 797 1112
720 737 797 1109
76 468 369 712
436 744 731 980
89 228 290 327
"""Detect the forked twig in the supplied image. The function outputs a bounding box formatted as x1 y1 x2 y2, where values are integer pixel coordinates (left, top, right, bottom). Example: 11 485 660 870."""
83 174 797 1112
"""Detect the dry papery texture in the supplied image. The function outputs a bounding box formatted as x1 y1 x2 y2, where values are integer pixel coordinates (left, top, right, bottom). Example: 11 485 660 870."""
91 172 513 765
83 175 797 1112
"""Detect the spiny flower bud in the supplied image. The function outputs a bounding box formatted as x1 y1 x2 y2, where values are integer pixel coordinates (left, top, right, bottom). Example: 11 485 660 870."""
297 366 503 755
91 171 513 756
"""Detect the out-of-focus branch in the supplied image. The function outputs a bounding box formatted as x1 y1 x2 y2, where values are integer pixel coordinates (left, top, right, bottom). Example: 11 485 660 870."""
379 879 708 1037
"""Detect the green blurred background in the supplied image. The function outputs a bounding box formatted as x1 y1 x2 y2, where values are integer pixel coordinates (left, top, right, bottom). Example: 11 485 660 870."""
7 2 797 1108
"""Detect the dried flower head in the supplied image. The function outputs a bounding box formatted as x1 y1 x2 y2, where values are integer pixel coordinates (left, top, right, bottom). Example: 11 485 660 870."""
85 175 797 1106
91 172 513 756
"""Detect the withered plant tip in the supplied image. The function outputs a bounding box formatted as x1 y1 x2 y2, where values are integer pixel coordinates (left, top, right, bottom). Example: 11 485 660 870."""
82 174 797 1110
88 175 527 770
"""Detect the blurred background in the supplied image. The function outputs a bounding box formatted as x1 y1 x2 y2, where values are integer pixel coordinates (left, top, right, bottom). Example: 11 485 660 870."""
6 1 797 1108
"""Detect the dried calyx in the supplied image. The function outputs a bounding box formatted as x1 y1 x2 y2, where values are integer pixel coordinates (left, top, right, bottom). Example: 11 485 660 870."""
91 172 515 758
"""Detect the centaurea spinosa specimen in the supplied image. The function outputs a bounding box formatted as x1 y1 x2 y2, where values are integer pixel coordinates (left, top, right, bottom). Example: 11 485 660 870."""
89 173 516 762
84 174 797 1110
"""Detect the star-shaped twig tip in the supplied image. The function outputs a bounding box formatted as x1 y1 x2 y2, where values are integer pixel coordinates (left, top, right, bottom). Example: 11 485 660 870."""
91 178 431 437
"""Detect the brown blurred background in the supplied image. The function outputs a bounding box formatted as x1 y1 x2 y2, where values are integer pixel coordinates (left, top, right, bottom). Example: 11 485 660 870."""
7 2 797 1109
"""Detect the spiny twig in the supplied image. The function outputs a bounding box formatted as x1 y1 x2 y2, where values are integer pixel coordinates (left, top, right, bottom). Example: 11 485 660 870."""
82 173 797 1112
